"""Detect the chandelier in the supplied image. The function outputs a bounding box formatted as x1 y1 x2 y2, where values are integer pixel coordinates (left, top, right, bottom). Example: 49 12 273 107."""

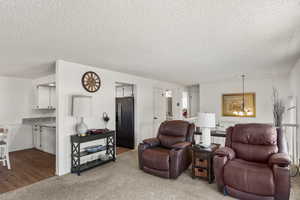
233 75 253 116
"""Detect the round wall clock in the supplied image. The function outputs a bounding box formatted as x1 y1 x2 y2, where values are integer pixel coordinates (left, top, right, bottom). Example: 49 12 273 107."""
81 71 101 93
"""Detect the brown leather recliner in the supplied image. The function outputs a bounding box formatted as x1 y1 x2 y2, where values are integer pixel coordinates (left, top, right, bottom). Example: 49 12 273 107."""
214 124 291 200
138 120 195 179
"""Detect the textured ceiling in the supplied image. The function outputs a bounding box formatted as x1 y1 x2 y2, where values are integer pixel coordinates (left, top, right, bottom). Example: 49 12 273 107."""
0 0 300 84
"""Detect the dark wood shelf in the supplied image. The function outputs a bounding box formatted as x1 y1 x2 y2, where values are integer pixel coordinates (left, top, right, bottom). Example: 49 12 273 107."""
74 145 114 157
71 131 115 143
72 158 114 173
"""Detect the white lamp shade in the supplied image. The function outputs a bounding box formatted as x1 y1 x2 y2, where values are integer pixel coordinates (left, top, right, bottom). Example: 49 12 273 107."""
198 113 216 128
72 96 92 117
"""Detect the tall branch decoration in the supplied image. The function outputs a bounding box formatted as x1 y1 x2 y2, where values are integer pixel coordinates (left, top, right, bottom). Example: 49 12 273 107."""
272 88 285 127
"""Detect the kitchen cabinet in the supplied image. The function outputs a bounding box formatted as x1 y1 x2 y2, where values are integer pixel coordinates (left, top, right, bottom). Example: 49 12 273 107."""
33 124 56 155
34 85 56 109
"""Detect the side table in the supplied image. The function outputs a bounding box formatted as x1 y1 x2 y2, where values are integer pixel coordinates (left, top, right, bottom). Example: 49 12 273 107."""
191 143 220 184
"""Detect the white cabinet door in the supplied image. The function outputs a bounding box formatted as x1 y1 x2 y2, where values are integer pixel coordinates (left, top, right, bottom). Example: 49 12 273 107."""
50 87 56 109
33 124 41 150
34 86 56 109
41 127 56 155
37 86 50 109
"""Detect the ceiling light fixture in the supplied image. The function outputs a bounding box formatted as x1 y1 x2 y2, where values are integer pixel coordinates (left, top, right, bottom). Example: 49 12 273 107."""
233 75 252 116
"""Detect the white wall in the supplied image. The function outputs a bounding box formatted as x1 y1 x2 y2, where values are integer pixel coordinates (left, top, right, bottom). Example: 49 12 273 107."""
200 76 291 125
0 76 35 151
290 60 300 126
56 60 184 175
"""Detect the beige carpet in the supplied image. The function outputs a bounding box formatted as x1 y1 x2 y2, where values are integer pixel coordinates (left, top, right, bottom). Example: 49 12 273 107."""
0 150 300 200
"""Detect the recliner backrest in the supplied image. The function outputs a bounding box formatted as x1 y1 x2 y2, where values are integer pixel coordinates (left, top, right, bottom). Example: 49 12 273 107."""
157 120 194 148
227 124 278 163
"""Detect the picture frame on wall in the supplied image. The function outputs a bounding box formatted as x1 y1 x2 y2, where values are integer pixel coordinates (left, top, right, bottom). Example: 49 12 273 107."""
222 93 256 117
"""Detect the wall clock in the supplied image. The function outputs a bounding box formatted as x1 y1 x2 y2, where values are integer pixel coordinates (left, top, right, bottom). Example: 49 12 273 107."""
81 71 101 93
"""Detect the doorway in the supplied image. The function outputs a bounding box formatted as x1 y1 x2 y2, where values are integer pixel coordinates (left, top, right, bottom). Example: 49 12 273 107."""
153 88 175 136
166 90 173 121
115 83 135 150
187 84 200 118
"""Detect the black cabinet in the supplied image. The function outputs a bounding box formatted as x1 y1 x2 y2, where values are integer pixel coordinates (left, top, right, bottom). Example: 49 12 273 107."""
116 97 135 149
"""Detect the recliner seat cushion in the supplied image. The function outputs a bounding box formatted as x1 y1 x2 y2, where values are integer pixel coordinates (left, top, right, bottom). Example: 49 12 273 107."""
142 147 170 170
224 159 275 196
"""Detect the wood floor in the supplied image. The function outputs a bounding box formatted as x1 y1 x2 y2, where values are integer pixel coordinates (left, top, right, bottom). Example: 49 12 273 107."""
116 147 132 155
0 148 55 194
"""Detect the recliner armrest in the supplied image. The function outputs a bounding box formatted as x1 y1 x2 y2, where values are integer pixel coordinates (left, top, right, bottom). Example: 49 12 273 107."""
214 147 236 160
143 137 160 147
171 142 191 150
269 153 291 167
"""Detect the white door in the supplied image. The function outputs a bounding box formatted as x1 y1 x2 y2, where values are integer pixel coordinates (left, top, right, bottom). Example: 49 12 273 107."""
153 88 166 137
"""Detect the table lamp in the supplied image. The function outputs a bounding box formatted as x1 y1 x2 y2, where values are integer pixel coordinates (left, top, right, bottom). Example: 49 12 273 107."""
72 95 92 136
198 113 216 148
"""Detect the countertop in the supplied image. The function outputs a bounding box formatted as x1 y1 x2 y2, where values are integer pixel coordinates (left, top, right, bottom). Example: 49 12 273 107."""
22 115 56 120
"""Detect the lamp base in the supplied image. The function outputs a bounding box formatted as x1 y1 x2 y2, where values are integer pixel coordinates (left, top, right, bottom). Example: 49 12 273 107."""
201 128 211 147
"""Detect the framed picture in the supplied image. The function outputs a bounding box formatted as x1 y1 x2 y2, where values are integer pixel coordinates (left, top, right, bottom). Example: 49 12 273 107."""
222 93 256 117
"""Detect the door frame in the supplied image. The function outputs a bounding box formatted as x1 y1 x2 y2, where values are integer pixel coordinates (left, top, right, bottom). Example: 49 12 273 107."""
115 82 137 149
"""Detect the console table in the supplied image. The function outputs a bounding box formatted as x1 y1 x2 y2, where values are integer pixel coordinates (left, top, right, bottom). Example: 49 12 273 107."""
71 131 116 176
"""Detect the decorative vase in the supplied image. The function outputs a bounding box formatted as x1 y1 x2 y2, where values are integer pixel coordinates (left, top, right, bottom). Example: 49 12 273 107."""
76 117 88 136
